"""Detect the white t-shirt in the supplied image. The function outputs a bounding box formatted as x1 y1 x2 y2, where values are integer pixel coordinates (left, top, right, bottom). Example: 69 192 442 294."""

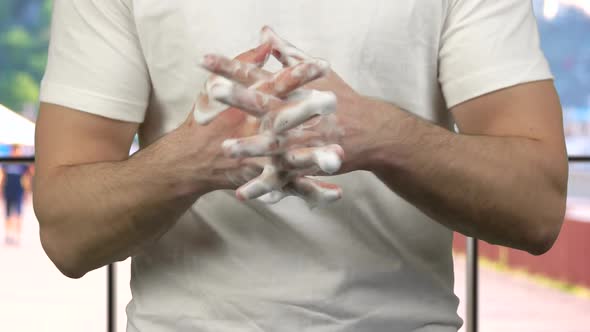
40 1 552 331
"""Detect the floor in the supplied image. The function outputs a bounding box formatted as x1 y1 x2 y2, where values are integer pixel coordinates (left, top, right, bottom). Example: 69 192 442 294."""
0 196 107 331
1 197 589 332
454 256 590 332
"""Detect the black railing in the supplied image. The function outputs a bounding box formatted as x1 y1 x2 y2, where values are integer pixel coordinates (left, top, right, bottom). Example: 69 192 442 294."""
569 156 590 162
1 155 587 332
466 237 479 332
0 157 35 163
107 264 116 332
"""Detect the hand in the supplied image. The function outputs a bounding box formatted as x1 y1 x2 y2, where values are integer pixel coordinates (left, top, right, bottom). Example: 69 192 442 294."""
200 27 386 196
303 69 388 174
197 27 354 205
187 35 345 204
150 43 273 197
260 25 391 174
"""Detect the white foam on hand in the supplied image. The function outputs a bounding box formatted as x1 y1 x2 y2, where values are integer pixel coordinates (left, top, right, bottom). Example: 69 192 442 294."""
195 26 345 206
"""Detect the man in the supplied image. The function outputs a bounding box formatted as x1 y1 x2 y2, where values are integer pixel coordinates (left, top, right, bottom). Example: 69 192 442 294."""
2 145 30 246
34 1 568 331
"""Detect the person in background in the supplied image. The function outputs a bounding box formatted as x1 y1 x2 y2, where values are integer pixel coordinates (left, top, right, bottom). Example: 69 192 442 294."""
1 145 31 246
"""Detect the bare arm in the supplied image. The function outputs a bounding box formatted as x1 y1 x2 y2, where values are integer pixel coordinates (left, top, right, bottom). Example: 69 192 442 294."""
33 43 320 278
198 44 569 256
35 0 254 278
33 103 214 278
364 80 568 255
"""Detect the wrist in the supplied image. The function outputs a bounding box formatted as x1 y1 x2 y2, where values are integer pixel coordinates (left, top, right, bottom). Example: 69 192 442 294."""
168 123 241 198
359 101 455 180
127 136 213 201
348 96 405 174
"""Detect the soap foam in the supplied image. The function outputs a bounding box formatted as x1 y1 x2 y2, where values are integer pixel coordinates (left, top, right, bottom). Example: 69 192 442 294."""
284 144 343 174
222 134 281 158
272 90 337 134
196 26 345 205
194 76 233 125
313 147 343 175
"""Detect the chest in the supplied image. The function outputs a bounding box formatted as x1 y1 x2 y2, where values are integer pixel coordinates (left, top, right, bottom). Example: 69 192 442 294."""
132 1 449 135
134 1 446 63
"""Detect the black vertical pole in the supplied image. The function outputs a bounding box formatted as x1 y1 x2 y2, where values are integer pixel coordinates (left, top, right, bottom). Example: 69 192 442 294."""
466 237 478 332
107 263 116 332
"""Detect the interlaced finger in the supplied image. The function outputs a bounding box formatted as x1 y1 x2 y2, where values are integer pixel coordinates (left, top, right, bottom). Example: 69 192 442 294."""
261 26 311 67
194 42 272 124
254 60 330 98
208 80 283 118
235 164 288 201
222 133 283 158
282 144 344 174
222 125 336 159
290 177 343 205
269 89 337 134
257 176 343 207
200 54 272 86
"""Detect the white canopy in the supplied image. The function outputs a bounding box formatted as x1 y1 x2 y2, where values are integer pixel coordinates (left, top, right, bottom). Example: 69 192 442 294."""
0 104 35 146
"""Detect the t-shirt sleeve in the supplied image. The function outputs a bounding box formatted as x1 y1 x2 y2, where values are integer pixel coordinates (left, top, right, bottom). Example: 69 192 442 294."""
438 0 553 109
40 0 151 123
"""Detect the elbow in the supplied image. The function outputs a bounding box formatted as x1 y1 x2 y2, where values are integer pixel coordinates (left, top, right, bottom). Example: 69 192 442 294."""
35 196 88 279
523 160 568 256
56 262 87 280
39 227 88 279
525 228 560 256
523 194 566 256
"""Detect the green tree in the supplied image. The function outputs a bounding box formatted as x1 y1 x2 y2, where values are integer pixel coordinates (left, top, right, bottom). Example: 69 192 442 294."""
0 0 51 113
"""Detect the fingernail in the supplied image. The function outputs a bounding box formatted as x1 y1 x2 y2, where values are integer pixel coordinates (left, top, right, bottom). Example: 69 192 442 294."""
199 54 215 68
260 26 275 44
235 189 247 201
260 25 273 37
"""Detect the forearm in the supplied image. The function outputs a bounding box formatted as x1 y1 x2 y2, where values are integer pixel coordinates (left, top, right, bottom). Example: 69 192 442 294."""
364 100 567 254
34 137 211 278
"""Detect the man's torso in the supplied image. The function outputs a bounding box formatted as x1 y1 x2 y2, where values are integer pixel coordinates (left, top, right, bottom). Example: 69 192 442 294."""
126 1 460 331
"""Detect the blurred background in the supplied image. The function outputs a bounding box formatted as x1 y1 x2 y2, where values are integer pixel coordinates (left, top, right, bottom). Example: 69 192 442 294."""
0 0 589 331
